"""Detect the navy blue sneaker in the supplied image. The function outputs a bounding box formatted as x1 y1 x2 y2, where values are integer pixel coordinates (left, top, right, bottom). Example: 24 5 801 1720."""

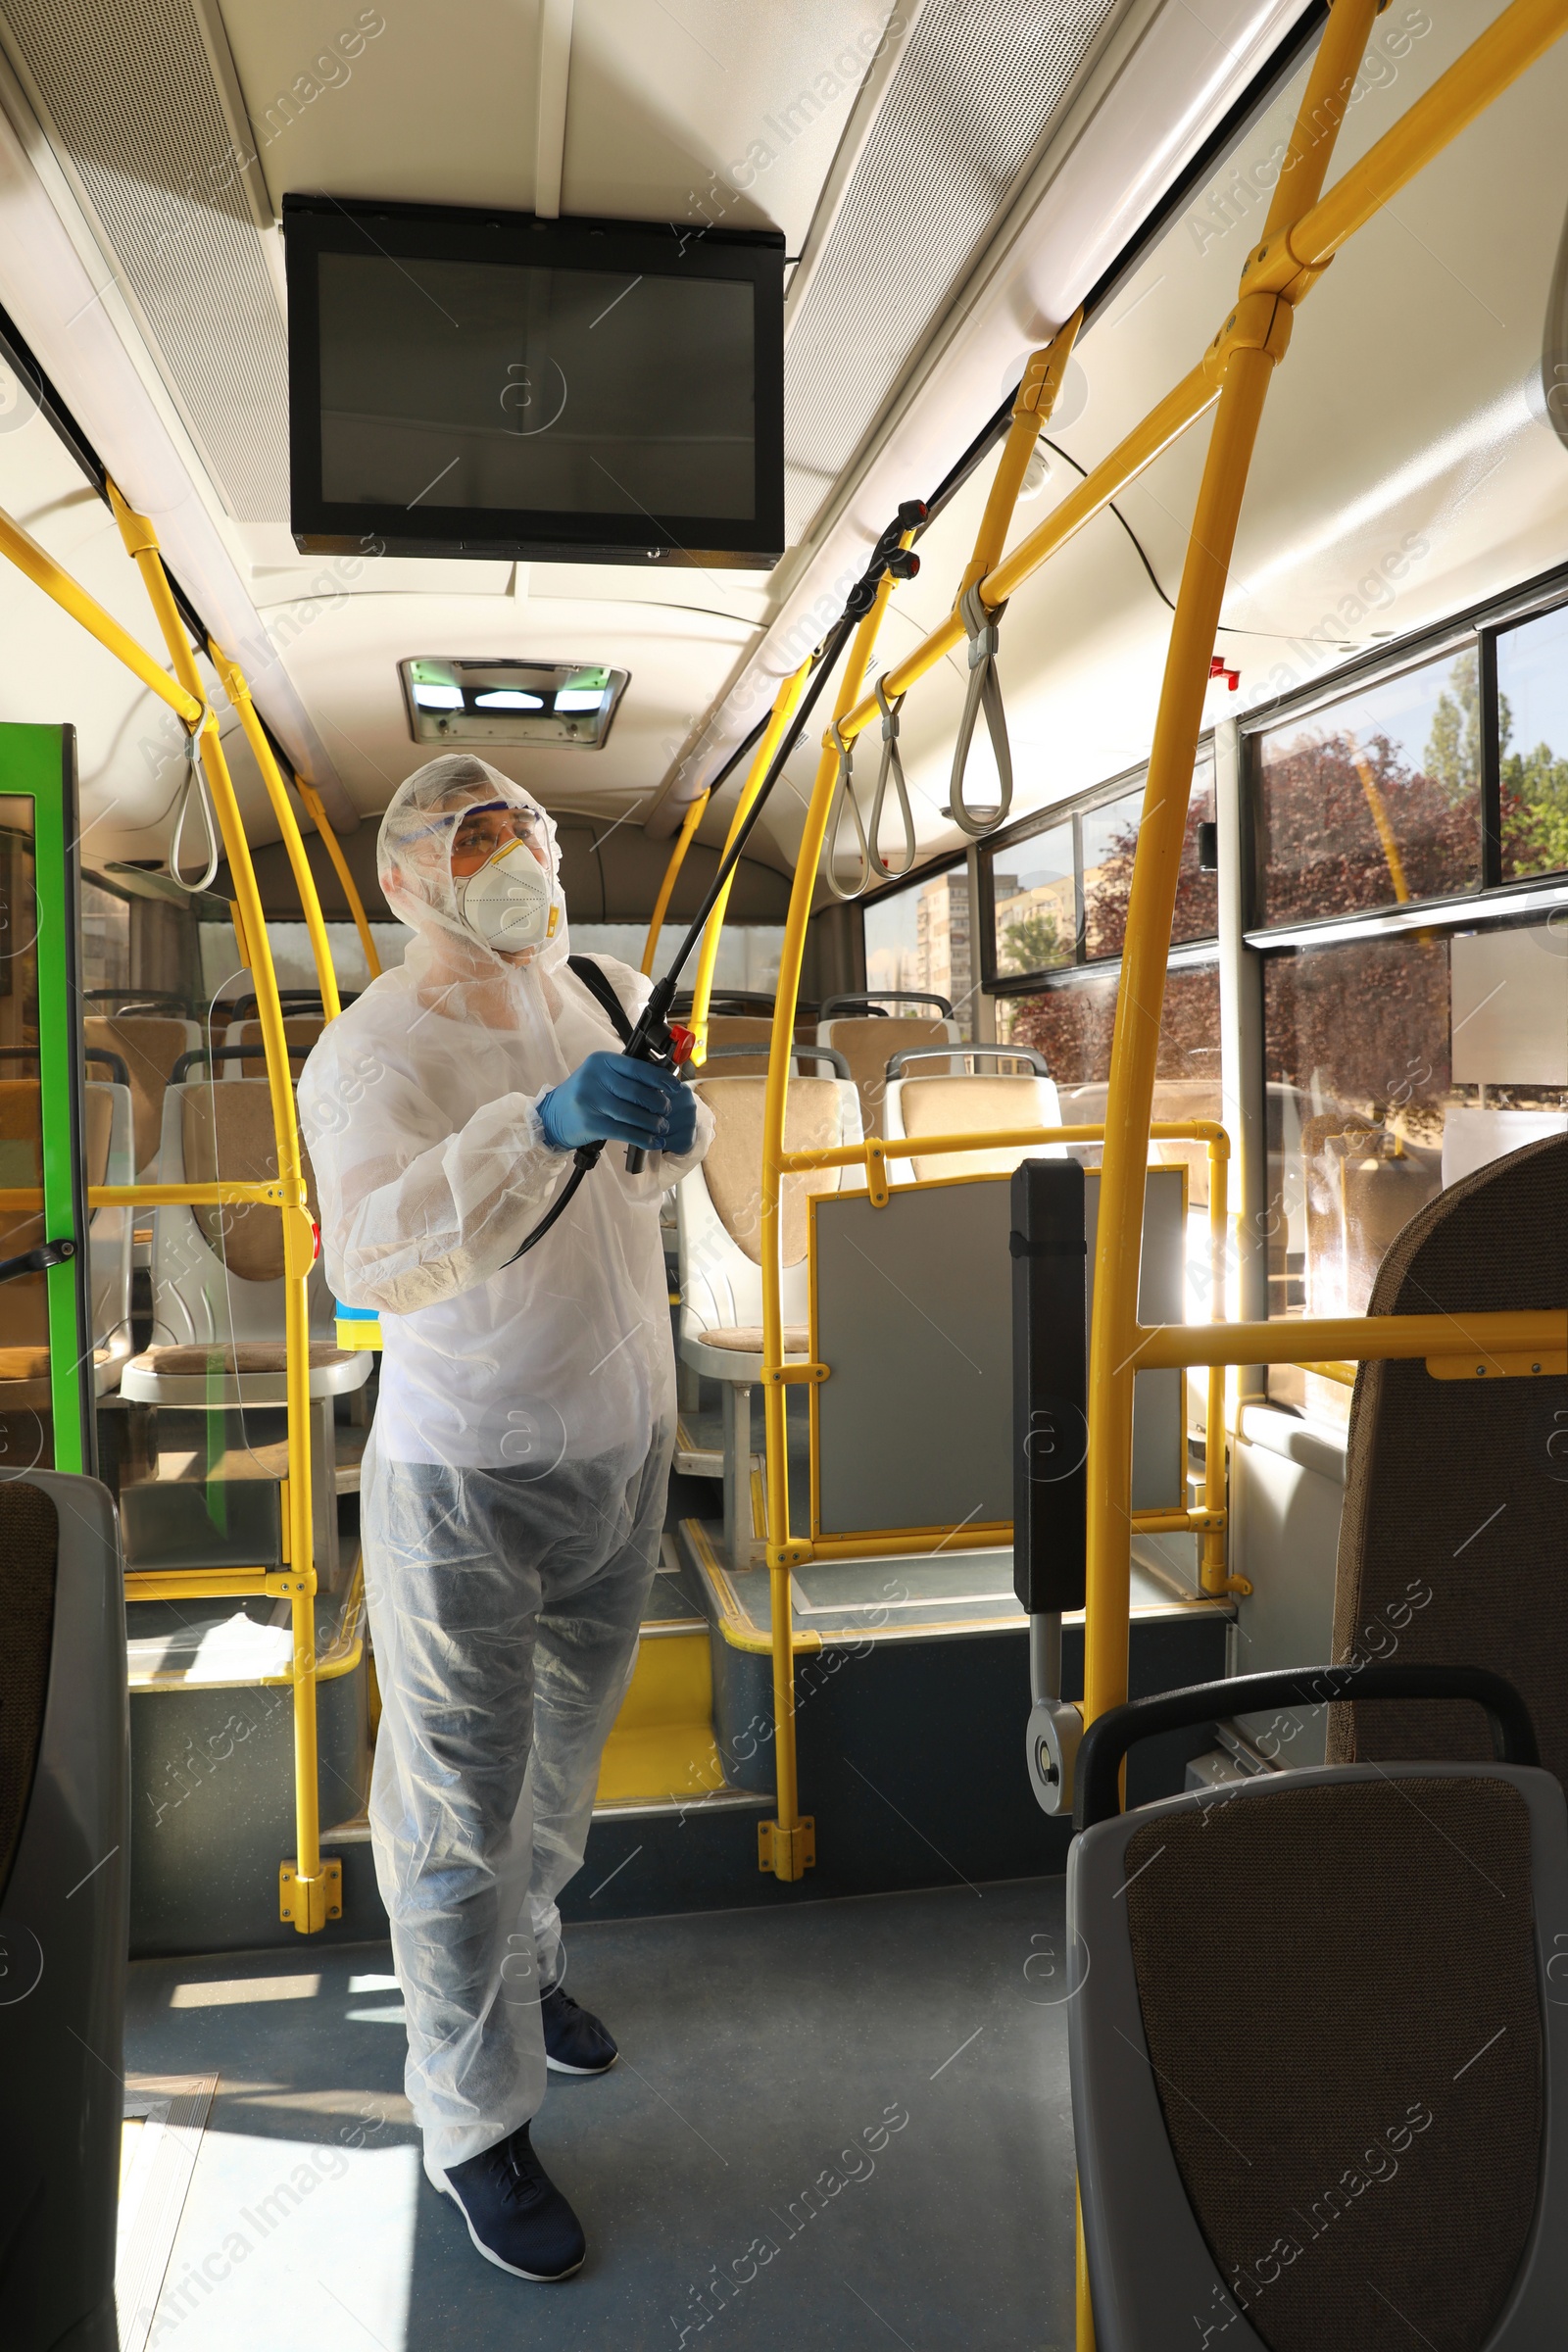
426 2123 586 2281
541 1983 618 2075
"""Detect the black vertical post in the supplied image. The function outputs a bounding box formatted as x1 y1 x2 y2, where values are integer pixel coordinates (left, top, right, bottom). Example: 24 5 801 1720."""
1011 1157 1087 1615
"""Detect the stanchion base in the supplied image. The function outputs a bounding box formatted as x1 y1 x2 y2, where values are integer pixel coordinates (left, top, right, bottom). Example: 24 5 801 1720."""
759 1818 815 1881
280 1857 343 1932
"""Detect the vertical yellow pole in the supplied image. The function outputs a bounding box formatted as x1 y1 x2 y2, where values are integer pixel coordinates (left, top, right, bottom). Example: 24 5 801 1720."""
1082 0 1380 1732
296 776 383 981
208 645 341 1020
759 564 909 1881
109 483 329 1930
687 661 812 1057
642 788 710 977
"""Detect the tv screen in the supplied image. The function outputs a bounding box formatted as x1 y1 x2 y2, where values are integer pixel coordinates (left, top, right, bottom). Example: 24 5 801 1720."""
284 198 784 566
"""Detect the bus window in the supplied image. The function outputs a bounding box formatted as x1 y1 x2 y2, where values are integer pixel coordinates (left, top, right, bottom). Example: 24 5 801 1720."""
863 866 975 1038
1256 645 1484 927
1496 602 1568 881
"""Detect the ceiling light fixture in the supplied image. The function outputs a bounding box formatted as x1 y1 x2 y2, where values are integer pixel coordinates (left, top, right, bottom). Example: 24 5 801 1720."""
400 659 628 749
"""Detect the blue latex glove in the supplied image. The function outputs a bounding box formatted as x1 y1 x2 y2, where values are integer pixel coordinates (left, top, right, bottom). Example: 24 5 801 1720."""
538 1052 696 1154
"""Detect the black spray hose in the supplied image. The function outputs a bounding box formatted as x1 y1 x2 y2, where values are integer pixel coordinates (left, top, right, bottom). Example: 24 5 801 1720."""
503 502 929 1263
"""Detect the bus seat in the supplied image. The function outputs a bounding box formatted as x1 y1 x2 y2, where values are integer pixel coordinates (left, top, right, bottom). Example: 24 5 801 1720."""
220 1013 327 1076
122 1077 368 1408
0 1079 121 1412
1067 1669 1568 2351
814 1014 960 1138
0 1470 127 2352
1327 1130 1568 1784
691 1014 775 1076
884 1064 1064 1183
83 1012 199 1178
675 1075 862 1568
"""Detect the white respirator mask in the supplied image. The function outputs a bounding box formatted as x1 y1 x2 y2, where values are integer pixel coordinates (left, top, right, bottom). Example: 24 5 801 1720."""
456 837 562 954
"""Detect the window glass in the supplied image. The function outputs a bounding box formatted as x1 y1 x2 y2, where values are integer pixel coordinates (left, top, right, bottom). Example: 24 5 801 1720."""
79 878 131 999
1262 921 1568 1419
0 796 51 1473
1076 753 1216 962
1496 603 1568 880
999 959 1219 1100
991 823 1074 979
1256 649 1483 926
1081 786 1146 960
863 870 974 1037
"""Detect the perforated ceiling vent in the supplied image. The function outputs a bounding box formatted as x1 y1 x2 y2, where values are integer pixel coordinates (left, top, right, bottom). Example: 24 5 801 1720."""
784 0 1116 541
0 0 288 522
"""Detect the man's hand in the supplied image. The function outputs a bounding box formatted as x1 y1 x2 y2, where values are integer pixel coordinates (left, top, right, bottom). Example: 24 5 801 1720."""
538 1053 695 1153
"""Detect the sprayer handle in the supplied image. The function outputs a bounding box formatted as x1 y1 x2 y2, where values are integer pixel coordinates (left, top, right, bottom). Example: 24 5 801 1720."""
624 1144 648 1175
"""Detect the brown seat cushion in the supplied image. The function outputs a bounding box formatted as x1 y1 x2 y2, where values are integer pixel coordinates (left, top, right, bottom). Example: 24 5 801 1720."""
130 1343 353 1376
697 1326 808 1355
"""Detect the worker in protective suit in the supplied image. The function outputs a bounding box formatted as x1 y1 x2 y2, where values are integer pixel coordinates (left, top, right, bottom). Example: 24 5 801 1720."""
298 754 711 2283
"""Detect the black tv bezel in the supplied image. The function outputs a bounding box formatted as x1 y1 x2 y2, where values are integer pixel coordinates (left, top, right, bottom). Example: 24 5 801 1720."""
283 195 785 568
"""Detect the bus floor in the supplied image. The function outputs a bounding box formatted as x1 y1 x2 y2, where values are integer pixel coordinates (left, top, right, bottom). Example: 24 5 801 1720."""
121 1875 1075 2350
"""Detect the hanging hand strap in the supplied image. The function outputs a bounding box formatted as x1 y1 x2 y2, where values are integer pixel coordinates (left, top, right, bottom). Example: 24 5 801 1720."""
867 676 916 883
823 716 873 902
949 579 1013 839
168 711 221 894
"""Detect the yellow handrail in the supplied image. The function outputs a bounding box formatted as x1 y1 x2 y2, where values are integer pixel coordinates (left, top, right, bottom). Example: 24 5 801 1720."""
296 775 383 981
641 786 710 977
688 660 812 1056
207 644 341 1019
1084 0 1379 1752
0 501 202 725
109 481 333 1935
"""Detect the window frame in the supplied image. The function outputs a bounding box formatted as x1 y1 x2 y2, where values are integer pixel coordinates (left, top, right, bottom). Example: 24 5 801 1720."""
1241 553 1568 947
979 746 1218 997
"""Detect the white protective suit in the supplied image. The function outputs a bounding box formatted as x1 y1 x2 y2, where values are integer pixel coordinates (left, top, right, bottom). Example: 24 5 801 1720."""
297 755 711 2171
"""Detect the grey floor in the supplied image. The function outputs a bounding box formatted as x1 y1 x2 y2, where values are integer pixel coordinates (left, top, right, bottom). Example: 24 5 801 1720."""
125 1879 1078 2351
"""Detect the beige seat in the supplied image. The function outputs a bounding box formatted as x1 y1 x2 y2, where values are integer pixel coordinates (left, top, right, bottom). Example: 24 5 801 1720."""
83 1013 200 1180
691 1015 776 1078
0 1078 118 1412
884 1048 1064 1183
122 1077 368 1409
815 1003 961 1139
220 1014 328 1077
676 1073 863 1566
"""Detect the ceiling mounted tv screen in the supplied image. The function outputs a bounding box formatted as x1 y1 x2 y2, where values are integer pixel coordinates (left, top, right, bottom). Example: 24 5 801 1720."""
284 197 784 567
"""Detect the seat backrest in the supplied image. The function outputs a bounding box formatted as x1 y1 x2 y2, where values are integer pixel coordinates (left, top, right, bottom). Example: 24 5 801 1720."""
1070 1759 1565 2351
83 1013 198 1173
694 1015 776 1077
0 1079 112 1350
223 1015 326 1074
886 1071 1063 1183
816 1015 959 1139
690 1075 857 1268
1328 1133 1568 1784
176 1079 320 1283
0 1471 127 2351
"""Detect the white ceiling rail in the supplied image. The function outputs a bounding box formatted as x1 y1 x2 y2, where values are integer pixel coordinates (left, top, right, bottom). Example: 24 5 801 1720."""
0 51 358 829
534 0 574 220
783 0 932 330
646 0 1312 837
